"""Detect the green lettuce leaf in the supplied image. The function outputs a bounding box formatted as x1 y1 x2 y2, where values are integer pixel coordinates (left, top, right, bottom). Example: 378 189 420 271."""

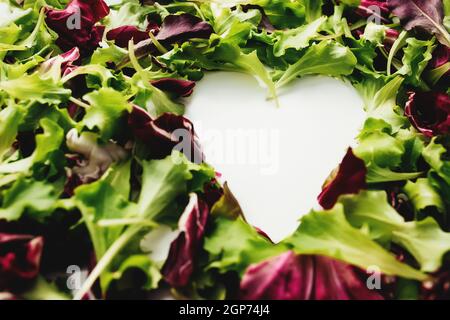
0 104 23 160
304 0 324 23
0 175 58 221
340 191 450 272
397 38 435 87
137 154 192 220
283 203 426 280
273 16 326 57
423 138 450 186
354 120 422 183
276 40 357 88
81 88 132 140
204 215 286 275
73 153 199 297
0 72 70 104
403 178 445 215
0 118 65 174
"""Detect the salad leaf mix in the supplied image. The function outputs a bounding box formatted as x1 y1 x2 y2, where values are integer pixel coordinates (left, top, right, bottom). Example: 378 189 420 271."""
0 0 449 300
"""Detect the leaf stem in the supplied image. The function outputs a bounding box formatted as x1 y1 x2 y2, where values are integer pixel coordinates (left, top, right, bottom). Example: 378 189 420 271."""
69 97 91 109
148 32 168 54
387 30 408 76
97 218 158 228
73 225 141 300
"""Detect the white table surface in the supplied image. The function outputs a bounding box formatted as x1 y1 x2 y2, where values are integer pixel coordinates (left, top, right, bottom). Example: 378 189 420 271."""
186 72 365 243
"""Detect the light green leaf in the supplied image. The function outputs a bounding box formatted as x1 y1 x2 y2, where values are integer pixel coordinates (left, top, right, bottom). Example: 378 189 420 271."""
361 23 388 45
62 64 115 87
276 41 357 88
0 104 23 160
137 153 192 219
273 16 326 57
355 130 405 168
0 1 32 28
283 204 426 280
0 73 70 104
102 254 162 292
82 88 132 140
403 178 445 214
0 176 58 221
75 180 138 258
304 0 324 22
91 44 128 66
22 277 70 300
397 38 435 87
422 138 450 185
0 118 64 174
205 215 286 275
340 191 450 272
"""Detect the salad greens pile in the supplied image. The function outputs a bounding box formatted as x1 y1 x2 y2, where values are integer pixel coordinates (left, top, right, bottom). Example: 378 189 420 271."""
0 0 449 300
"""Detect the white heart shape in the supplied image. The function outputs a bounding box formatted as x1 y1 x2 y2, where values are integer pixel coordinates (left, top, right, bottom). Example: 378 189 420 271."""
186 73 365 243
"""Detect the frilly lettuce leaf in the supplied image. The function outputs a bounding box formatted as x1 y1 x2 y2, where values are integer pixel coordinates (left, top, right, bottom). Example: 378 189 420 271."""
204 215 286 275
0 72 70 104
0 175 58 221
397 38 436 87
81 87 132 140
276 40 357 88
0 118 65 175
0 104 23 160
403 178 445 215
273 16 326 57
283 203 426 280
340 190 450 273
73 153 212 297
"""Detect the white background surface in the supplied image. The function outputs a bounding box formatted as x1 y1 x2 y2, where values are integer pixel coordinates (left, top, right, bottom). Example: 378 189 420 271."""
186 72 365 243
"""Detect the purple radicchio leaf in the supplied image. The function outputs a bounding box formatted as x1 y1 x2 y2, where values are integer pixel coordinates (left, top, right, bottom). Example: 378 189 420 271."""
313 256 383 300
150 78 196 98
388 186 415 222
40 47 80 77
384 28 400 50
45 0 110 57
161 193 209 287
128 105 203 162
253 227 273 243
201 178 224 209
430 45 450 79
317 148 367 210
126 13 213 63
156 13 214 44
240 251 384 300
106 26 152 48
106 20 160 48
0 233 44 292
405 91 450 137
63 167 83 197
240 251 314 300
387 0 450 47
431 45 450 68
66 102 80 119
